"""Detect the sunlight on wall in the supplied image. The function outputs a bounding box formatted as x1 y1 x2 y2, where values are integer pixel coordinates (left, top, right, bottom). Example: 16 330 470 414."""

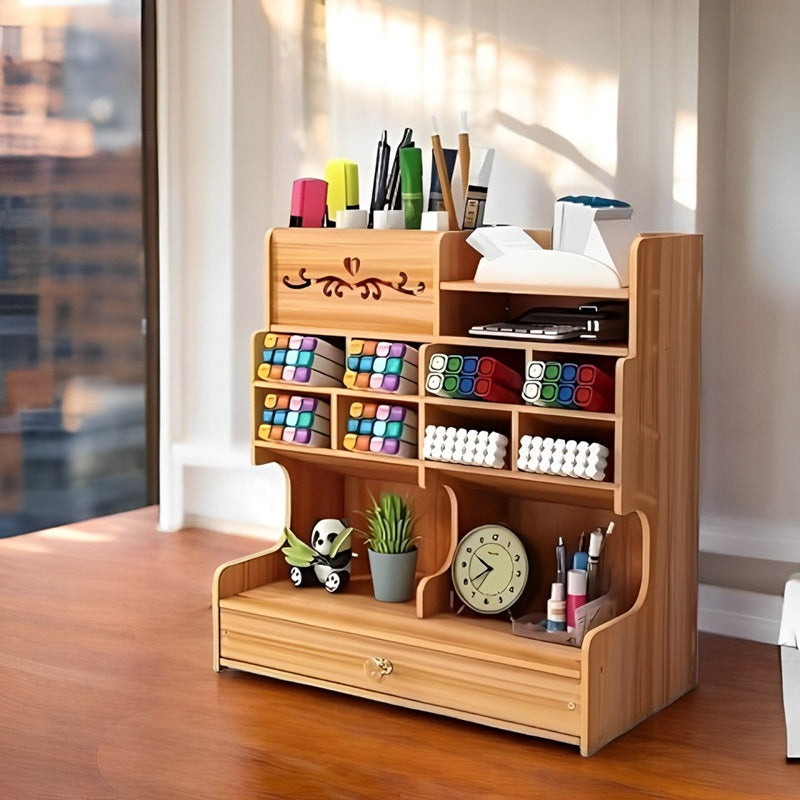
327 2 425 102
259 0 303 35
673 109 697 211
324 0 621 203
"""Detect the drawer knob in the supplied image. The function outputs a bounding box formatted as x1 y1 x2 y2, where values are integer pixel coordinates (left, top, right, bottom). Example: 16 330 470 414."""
365 656 393 682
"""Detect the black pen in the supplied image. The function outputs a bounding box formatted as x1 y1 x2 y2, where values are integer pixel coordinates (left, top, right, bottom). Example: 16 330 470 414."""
556 536 566 593
385 127 413 211
369 130 390 228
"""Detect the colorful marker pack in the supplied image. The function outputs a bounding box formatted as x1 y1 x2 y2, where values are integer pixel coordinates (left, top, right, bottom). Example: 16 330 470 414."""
423 425 508 469
343 339 419 394
342 401 417 458
517 436 610 482
522 361 614 412
258 393 331 447
258 333 345 387
425 353 522 404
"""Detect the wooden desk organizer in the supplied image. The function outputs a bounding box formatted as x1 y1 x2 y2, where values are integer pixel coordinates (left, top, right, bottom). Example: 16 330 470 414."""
213 228 702 756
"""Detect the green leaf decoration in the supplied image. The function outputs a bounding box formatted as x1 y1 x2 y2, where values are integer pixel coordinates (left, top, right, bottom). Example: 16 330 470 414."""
280 526 317 567
329 526 353 559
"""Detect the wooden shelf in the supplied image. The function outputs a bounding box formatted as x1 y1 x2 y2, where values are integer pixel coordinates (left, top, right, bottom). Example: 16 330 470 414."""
439 279 630 300
424 394 617 423
268 324 435 344
217 227 702 757
222 578 581 674
434 335 628 357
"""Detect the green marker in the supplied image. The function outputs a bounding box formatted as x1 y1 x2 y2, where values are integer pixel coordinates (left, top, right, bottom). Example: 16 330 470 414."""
399 147 423 229
442 374 460 396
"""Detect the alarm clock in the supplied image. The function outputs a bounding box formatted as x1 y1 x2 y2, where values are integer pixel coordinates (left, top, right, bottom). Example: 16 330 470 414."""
451 524 529 614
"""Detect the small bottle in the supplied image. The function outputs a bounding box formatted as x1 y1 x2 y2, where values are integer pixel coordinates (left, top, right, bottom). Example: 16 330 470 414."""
566 569 588 633
546 582 567 632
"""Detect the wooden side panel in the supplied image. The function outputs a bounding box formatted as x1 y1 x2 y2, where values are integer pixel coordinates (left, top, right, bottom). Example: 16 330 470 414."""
417 481 459 617
583 233 702 754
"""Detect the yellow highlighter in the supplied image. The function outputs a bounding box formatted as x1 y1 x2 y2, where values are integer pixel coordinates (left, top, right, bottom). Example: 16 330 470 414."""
324 158 359 227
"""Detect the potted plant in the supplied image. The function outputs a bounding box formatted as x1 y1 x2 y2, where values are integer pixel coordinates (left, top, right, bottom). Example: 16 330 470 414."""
360 493 419 603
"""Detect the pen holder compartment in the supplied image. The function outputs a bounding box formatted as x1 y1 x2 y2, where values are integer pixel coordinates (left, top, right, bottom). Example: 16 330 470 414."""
266 228 476 339
511 593 616 648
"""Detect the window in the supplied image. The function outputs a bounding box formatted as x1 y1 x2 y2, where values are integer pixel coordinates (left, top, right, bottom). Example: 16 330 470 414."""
0 0 154 537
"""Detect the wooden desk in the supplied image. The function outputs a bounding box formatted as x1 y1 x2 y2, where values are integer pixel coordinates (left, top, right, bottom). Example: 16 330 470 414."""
0 507 794 798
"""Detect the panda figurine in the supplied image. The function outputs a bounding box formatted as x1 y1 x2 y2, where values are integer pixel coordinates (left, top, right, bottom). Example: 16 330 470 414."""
281 518 353 593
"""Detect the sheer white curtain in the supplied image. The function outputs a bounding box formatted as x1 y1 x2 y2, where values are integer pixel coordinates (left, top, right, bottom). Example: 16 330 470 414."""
318 0 698 231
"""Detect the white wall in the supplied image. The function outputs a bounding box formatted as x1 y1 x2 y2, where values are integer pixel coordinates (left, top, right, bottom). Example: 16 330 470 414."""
157 0 288 536
158 0 800 639
694 0 800 642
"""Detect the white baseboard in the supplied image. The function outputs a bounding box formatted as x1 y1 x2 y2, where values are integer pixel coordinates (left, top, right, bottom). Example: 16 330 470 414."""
700 513 800 563
698 583 782 644
183 512 282 541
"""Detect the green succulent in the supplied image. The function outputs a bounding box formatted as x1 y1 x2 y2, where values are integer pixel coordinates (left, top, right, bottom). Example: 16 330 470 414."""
360 493 419 554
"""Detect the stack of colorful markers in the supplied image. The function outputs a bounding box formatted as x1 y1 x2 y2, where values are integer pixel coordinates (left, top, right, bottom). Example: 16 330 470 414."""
257 333 345 387
425 354 522 404
342 401 417 458
258 393 330 447
343 339 418 394
522 361 614 412
517 436 609 481
423 425 508 469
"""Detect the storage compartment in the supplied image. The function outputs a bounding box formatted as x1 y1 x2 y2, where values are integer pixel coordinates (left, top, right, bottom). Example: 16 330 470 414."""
219 590 583 738
515 413 616 483
267 229 476 339
344 338 422 395
253 329 347 387
423 403 513 472
337 396 419 459
253 384 335 451
438 285 629 342
421 342 525 405
444 483 641 629
522 354 618 413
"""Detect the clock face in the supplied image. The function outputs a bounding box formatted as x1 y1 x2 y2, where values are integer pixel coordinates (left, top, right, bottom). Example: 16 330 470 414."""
451 524 529 614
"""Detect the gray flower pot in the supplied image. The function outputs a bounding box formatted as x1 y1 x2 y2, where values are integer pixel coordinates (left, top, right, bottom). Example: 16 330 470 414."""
367 548 418 603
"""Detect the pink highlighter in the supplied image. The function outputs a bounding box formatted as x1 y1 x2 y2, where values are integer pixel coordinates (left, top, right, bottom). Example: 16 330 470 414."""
290 178 328 227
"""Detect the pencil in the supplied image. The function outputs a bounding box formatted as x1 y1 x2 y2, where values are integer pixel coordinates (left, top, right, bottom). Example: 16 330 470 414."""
431 116 459 231
458 110 470 198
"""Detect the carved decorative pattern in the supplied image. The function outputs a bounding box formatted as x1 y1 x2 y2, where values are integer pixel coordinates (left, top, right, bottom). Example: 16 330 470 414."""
282 256 425 300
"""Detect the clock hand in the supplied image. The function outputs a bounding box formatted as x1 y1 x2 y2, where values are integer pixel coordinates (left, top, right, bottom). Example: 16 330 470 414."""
469 565 491 583
473 570 492 590
475 555 493 572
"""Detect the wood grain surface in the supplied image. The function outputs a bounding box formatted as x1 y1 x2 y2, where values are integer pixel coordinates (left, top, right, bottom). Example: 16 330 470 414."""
0 507 795 799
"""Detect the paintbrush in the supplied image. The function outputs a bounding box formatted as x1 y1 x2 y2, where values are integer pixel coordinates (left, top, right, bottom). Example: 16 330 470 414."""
431 116 459 231
458 110 471 198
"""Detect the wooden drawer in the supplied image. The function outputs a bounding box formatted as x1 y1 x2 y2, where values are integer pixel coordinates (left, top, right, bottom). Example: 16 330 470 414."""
267 229 471 338
219 608 582 738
